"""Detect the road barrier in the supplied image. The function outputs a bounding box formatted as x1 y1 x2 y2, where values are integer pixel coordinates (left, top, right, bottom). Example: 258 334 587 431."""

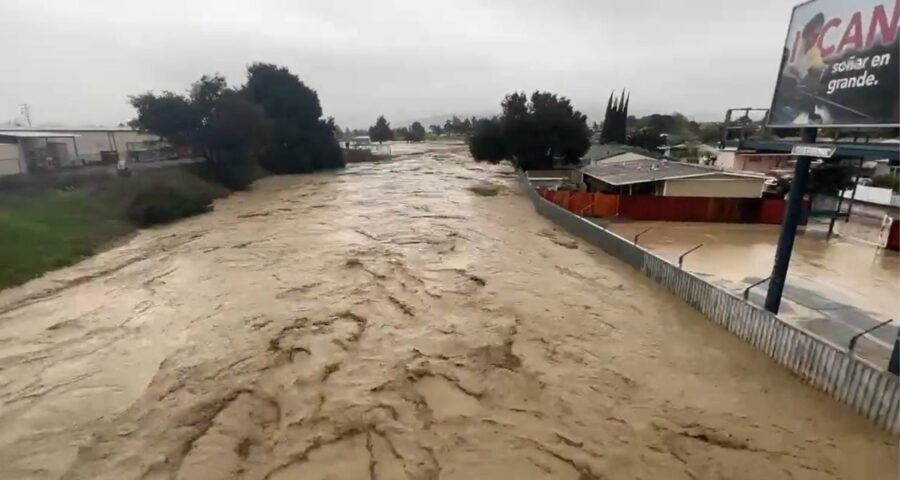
521 174 899 434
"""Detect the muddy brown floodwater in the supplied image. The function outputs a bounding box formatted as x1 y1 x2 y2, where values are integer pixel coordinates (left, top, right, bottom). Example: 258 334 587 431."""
0 142 895 480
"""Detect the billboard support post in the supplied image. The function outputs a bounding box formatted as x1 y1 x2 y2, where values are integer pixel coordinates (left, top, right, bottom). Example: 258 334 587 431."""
765 127 817 314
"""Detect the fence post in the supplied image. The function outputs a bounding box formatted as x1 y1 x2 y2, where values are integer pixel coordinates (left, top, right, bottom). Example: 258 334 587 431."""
848 319 893 355
889 329 900 376
678 243 704 269
633 228 652 245
743 276 771 301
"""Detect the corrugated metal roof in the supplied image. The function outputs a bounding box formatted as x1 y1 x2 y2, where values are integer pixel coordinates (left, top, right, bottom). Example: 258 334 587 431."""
580 159 765 186
0 131 80 138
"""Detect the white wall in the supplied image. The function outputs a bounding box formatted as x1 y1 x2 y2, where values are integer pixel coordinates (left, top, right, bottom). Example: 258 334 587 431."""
716 152 793 173
62 130 160 164
72 131 115 162
663 176 764 198
0 143 22 176
715 151 737 169
842 185 899 207
114 131 159 151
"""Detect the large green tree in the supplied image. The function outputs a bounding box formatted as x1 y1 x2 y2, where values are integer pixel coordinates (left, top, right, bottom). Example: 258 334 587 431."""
407 121 426 142
369 116 394 142
129 63 344 188
243 63 343 173
197 91 272 189
442 116 474 135
130 75 273 189
809 164 855 197
469 118 505 162
469 91 590 170
129 92 197 147
626 128 665 151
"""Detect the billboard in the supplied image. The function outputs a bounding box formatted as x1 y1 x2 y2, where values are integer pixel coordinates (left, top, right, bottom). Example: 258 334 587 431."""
769 0 900 128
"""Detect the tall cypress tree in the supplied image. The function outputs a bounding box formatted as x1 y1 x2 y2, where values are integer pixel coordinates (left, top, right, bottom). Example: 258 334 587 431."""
600 89 628 144
616 90 628 143
600 91 614 143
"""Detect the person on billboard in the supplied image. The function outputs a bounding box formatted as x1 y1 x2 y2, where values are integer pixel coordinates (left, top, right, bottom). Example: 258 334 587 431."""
775 13 828 123
784 13 826 86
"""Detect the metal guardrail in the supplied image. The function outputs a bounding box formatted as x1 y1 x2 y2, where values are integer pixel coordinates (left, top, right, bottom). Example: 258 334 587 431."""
848 319 894 355
521 174 900 433
633 228 652 245
743 276 772 301
678 243 704 269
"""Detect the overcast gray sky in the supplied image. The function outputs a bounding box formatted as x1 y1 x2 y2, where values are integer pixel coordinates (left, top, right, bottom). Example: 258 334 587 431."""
0 0 800 129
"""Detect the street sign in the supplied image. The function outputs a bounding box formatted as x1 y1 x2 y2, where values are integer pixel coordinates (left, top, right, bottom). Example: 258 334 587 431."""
791 144 836 157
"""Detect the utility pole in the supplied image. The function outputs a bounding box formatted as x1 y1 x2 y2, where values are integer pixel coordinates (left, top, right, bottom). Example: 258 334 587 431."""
18 104 32 127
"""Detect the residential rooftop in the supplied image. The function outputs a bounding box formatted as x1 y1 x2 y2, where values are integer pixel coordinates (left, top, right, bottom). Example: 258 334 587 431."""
580 158 764 186
581 144 660 163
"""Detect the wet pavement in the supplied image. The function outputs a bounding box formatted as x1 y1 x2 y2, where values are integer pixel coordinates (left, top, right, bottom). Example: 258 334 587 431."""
609 221 900 367
0 142 895 480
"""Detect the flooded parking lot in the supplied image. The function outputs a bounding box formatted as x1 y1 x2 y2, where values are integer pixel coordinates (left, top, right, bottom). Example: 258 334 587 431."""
0 143 895 479
609 221 900 366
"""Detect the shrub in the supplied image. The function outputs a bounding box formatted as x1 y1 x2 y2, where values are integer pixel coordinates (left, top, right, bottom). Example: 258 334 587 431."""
343 148 378 163
871 173 900 192
125 184 213 226
116 166 227 227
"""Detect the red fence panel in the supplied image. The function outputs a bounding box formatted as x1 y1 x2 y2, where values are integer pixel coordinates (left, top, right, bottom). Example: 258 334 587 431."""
617 196 809 224
619 196 717 221
760 199 785 224
887 218 900 251
537 188 811 225
592 194 619 217
568 192 594 215
759 199 810 225
551 191 571 209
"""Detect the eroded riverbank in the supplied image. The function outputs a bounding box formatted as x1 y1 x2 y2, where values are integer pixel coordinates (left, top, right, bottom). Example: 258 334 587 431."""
0 143 894 479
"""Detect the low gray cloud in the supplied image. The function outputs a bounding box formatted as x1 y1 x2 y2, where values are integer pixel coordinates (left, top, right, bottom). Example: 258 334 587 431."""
0 0 799 128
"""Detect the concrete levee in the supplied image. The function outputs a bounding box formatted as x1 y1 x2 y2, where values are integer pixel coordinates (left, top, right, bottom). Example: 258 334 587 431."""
520 173 899 434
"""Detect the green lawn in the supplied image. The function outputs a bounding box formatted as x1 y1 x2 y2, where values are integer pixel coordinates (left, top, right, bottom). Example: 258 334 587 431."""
0 190 135 289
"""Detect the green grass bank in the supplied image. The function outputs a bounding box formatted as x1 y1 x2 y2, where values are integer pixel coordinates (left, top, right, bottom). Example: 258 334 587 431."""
0 166 229 290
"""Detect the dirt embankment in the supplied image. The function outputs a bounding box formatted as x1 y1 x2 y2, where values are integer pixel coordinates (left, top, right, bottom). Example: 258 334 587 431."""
0 142 894 480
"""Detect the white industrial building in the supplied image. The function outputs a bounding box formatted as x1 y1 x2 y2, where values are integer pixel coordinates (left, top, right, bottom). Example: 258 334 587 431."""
0 128 162 176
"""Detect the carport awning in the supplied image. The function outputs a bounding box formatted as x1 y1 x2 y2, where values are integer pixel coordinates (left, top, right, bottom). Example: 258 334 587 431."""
737 139 900 162
0 131 80 139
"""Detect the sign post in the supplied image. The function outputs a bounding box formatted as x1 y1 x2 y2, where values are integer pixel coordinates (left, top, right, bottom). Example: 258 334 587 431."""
763 0 899 313
765 128 817 314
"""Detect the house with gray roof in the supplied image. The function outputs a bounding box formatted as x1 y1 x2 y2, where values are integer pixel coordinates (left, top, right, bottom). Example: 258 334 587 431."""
581 144 660 166
580 158 766 198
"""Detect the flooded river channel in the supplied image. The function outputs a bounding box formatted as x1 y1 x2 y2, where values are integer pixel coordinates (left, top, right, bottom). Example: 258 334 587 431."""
0 143 894 479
